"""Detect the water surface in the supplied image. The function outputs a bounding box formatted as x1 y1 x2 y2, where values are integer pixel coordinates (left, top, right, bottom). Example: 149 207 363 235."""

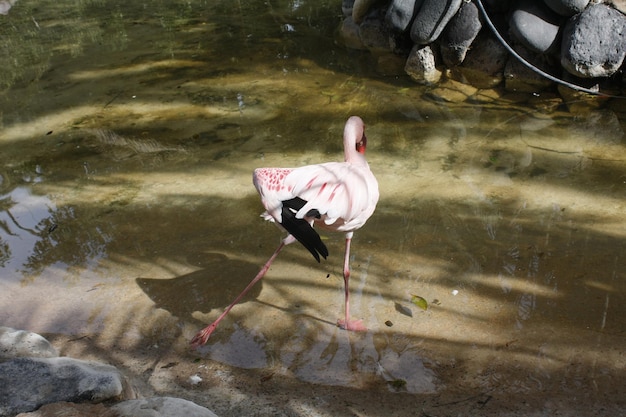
1 0 625 415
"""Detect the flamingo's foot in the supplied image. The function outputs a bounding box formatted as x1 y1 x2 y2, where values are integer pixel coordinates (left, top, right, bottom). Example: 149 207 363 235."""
190 324 217 348
337 318 367 331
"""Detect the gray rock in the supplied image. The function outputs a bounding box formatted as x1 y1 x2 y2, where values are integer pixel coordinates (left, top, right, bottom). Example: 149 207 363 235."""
509 0 562 54
440 0 482 67
360 11 390 53
112 397 219 417
459 33 509 88
385 0 423 32
342 0 355 17
15 401 118 417
543 0 589 17
0 327 58 360
389 30 414 55
410 0 462 44
338 17 367 50
404 44 441 84
504 45 555 93
561 3 626 77
0 357 124 416
352 0 378 24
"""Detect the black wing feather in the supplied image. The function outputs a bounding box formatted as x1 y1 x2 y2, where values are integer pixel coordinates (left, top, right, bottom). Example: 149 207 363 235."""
281 197 329 262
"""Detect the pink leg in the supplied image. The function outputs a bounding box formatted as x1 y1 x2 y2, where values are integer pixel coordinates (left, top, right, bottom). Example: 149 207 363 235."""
337 232 366 331
191 239 288 348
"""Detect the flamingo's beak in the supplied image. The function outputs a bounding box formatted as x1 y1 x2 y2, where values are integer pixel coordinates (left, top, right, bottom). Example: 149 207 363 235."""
356 133 367 154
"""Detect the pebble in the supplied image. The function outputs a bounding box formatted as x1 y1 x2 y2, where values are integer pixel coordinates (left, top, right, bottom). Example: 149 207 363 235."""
404 44 441 84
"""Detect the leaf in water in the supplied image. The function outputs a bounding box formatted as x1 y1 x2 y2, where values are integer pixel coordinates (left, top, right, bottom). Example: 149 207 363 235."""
394 302 413 317
410 294 428 310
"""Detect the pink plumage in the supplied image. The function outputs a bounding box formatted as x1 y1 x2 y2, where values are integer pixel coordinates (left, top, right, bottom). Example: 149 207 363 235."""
191 116 379 347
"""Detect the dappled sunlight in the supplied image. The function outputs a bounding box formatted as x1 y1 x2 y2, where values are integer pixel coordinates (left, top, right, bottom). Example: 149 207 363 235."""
1 0 625 415
69 59 208 81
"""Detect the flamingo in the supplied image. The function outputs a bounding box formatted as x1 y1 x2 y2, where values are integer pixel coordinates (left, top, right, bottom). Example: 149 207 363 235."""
191 116 379 347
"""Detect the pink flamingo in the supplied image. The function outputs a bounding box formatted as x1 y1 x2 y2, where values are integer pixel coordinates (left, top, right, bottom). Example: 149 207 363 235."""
191 116 379 347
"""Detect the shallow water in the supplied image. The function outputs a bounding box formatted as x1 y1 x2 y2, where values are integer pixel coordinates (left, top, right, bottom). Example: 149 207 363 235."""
1 0 625 415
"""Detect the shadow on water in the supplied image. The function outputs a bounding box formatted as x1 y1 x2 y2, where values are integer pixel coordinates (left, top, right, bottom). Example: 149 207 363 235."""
136 252 262 318
1 0 626 415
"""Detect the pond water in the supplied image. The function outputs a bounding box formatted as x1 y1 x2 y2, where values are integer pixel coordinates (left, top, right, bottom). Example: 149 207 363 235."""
1 0 625 415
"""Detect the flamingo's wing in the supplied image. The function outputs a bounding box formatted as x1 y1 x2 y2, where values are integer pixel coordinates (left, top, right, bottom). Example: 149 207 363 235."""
253 167 329 262
285 162 378 232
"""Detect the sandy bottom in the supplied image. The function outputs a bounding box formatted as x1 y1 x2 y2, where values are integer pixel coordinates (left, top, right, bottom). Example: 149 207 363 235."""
1 1 626 415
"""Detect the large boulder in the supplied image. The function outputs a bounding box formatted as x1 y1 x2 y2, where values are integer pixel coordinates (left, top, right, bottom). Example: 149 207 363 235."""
0 357 125 416
561 3 626 77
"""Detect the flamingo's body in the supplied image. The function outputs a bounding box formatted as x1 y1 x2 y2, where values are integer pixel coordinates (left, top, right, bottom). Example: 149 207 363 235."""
191 116 379 347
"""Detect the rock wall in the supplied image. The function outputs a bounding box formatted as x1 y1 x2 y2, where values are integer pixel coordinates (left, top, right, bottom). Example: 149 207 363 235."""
339 0 626 102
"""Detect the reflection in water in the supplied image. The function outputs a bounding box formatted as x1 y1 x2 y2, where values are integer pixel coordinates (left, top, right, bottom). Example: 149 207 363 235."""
0 186 56 277
0 0 625 414
0 184 114 281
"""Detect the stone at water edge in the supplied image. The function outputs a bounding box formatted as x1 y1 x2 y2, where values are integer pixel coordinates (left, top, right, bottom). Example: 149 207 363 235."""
410 0 462 45
0 357 127 416
112 397 219 417
509 0 562 54
14 402 118 417
440 0 482 67
352 0 378 24
561 3 626 78
360 12 390 53
0 326 58 359
458 32 509 89
385 0 424 33
339 17 367 50
404 44 441 84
